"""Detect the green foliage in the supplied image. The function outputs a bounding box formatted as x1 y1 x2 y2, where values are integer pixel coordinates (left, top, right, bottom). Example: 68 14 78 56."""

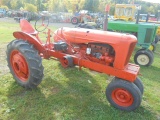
47 0 65 12
1 0 10 6
83 0 99 12
0 5 8 10
0 0 160 16
10 0 17 10
24 3 37 12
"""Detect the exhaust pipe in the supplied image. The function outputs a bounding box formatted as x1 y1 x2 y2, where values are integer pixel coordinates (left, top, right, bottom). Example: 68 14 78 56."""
103 5 110 31
136 5 141 24
136 10 140 24
146 13 150 22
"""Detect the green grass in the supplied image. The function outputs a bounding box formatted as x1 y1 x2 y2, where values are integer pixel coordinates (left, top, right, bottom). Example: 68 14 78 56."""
0 20 160 120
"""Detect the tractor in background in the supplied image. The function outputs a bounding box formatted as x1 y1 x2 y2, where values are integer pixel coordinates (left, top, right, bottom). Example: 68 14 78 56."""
0 8 7 18
71 10 93 24
114 4 136 21
113 4 160 42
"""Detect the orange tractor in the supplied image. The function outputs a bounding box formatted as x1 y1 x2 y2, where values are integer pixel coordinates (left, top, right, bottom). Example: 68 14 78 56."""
6 14 144 111
71 10 92 24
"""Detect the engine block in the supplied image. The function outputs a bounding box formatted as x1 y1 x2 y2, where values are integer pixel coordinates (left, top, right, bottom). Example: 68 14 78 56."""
85 43 115 66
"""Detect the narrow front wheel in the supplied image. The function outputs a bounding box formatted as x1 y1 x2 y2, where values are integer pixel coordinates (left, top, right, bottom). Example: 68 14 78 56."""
106 78 142 111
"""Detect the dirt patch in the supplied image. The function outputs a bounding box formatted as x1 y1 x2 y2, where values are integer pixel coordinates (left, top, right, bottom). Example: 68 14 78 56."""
51 87 60 94
0 43 9 76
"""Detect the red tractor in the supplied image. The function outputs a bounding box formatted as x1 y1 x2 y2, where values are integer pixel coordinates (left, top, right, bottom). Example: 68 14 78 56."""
6 16 143 111
71 10 92 24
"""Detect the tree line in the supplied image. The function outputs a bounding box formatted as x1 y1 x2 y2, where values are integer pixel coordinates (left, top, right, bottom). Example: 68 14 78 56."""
0 0 160 16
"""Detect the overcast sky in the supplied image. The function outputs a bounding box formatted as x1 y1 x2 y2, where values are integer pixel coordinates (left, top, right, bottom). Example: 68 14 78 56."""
141 0 160 4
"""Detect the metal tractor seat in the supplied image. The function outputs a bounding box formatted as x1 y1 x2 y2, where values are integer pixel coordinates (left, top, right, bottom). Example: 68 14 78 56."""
20 19 38 35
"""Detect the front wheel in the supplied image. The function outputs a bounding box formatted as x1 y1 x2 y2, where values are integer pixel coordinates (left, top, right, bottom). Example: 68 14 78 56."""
60 56 74 68
134 77 144 95
134 49 154 66
106 77 142 111
6 40 44 89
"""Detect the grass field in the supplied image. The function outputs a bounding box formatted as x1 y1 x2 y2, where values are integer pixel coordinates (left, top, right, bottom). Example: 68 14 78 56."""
0 19 160 120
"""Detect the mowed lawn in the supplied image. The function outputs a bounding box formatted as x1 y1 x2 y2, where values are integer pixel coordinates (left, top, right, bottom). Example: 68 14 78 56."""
0 19 160 120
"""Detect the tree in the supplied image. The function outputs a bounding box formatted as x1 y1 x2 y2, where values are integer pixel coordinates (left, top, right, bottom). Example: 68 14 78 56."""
16 1 24 10
47 0 56 11
1 0 10 6
64 0 80 13
25 3 37 12
79 0 85 10
148 6 155 14
83 0 99 12
10 0 17 9
0 5 9 10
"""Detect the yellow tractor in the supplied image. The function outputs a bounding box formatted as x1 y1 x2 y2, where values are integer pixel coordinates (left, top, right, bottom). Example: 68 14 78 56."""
114 4 137 21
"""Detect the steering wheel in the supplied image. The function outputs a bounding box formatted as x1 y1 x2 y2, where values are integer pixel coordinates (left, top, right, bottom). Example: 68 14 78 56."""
35 15 49 32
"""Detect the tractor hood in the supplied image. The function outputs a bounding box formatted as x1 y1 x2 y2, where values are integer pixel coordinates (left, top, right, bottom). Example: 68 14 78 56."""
54 27 137 45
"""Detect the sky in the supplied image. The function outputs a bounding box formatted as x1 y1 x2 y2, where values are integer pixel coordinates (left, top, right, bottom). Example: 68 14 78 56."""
141 0 160 4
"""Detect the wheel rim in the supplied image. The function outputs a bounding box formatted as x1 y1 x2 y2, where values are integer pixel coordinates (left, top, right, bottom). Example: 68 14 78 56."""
112 88 133 107
60 58 68 68
10 50 29 82
72 18 77 23
137 54 149 65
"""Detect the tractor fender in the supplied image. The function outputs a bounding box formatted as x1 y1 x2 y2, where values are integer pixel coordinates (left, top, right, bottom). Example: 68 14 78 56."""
13 31 46 53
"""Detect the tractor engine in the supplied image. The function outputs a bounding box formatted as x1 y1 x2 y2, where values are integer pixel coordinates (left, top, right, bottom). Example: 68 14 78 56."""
79 43 115 66
53 41 115 66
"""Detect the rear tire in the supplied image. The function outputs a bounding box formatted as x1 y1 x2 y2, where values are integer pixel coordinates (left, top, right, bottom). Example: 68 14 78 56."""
6 40 44 89
71 17 79 24
106 77 142 111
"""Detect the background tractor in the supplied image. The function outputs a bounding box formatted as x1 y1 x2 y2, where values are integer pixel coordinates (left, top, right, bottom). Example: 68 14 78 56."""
114 4 136 21
107 4 160 66
6 12 144 112
0 8 7 18
113 4 160 43
71 10 93 24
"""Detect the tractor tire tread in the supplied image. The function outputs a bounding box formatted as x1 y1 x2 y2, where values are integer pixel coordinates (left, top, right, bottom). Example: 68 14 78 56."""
6 39 44 89
106 77 142 111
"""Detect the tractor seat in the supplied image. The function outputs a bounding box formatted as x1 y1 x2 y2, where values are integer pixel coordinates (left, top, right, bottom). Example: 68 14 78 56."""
20 19 38 35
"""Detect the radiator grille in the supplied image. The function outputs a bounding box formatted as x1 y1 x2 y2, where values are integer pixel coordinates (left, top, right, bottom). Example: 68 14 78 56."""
144 28 153 43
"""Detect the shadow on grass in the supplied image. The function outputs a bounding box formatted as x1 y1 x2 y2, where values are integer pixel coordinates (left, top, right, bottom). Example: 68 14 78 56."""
6 62 157 120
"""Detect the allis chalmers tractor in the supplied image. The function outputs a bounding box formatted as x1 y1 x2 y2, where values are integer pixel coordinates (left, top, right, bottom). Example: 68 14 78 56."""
6 16 144 111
